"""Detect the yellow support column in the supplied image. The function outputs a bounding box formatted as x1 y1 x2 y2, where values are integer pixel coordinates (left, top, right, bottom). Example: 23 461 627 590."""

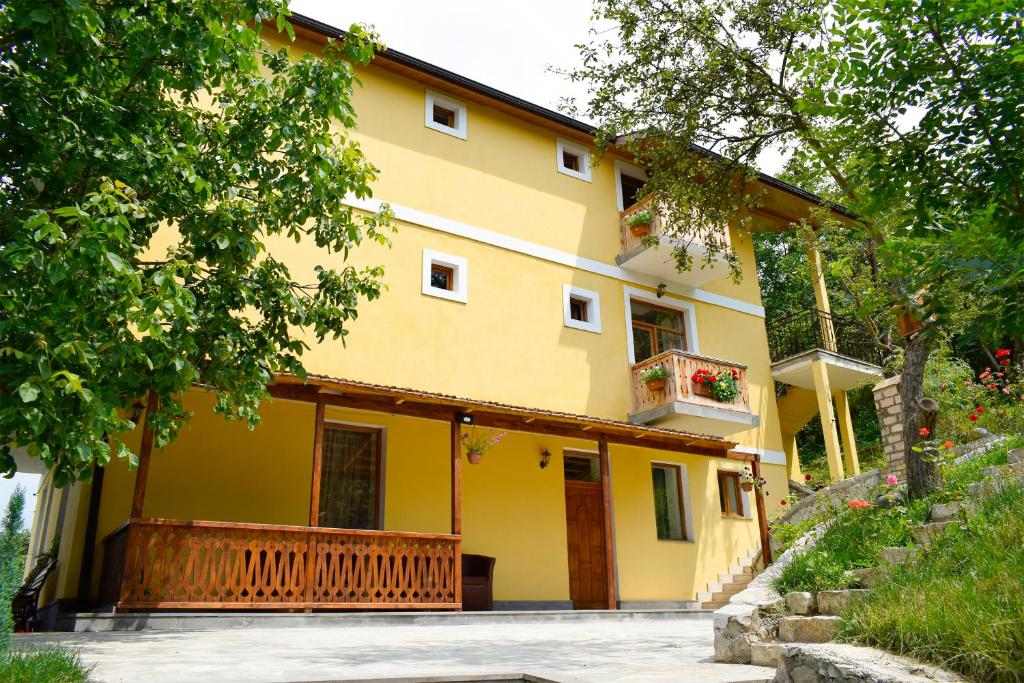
811 359 845 481
834 390 861 476
807 247 837 352
782 432 803 483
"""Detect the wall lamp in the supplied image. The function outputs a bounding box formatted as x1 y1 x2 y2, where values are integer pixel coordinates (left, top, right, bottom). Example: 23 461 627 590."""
539 448 552 470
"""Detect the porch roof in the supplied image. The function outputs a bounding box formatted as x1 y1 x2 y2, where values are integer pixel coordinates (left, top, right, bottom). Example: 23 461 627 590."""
269 374 744 460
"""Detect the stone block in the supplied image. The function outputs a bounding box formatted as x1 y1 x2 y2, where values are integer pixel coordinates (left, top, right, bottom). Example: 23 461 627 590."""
930 501 962 523
879 546 915 566
785 591 816 615
778 615 840 643
750 640 781 667
912 521 955 546
845 566 888 588
817 589 870 615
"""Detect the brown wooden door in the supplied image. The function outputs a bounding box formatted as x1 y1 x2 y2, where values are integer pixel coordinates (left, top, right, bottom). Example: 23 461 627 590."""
564 480 609 609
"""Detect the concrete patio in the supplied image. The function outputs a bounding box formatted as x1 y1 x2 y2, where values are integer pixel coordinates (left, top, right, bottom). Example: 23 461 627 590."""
18 613 774 682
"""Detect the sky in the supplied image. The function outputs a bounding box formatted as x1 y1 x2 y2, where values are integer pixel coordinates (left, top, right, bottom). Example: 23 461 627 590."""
0 472 41 530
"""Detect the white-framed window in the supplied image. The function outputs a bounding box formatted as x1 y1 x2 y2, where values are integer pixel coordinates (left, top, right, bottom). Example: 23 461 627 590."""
422 249 468 303
563 285 602 333
556 138 592 182
651 460 695 541
622 285 699 363
424 90 467 139
614 159 647 211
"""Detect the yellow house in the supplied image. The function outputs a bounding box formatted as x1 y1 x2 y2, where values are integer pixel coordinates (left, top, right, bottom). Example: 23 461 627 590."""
20 13 881 626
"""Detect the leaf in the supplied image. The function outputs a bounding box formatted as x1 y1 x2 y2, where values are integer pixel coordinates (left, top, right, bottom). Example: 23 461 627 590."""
106 252 128 273
18 382 40 403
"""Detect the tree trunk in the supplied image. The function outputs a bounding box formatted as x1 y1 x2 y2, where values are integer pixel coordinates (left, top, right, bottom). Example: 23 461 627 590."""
902 334 937 500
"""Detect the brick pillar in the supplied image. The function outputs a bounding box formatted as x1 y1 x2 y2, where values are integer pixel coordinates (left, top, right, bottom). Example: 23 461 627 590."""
872 375 904 479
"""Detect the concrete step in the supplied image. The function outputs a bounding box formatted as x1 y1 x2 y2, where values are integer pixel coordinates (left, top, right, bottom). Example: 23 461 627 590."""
729 564 755 576
912 520 955 546
721 581 750 594
701 600 729 609
879 546 916 566
817 589 870 615
930 501 961 523
845 566 888 588
778 615 840 643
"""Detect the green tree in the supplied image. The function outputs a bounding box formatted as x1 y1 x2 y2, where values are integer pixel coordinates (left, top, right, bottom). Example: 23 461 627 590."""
0 485 27 650
0 2 393 484
568 0 1023 498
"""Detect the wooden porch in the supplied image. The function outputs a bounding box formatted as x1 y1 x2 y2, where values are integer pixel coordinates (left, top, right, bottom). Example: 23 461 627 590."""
92 375 761 613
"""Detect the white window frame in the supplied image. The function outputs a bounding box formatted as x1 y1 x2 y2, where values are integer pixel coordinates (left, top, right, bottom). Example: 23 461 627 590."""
422 249 468 303
650 460 695 542
622 285 699 364
424 90 467 140
614 159 648 212
563 284 602 333
556 138 592 182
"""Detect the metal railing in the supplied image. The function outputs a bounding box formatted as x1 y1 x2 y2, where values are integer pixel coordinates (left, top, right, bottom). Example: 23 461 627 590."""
766 308 881 366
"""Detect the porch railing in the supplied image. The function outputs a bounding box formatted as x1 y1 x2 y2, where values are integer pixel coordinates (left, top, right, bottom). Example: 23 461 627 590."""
631 350 750 415
101 518 461 611
619 194 731 255
766 308 881 366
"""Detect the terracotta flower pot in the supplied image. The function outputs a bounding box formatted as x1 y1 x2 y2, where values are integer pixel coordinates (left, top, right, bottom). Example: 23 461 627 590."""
467 451 484 465
692 381 715 398
645 378 666 392
629 223 651 237
897 311 922 338
741 482 754 492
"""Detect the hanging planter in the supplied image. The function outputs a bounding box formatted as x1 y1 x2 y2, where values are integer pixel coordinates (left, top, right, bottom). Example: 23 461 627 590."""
739 468 766 493
625 210 653 237
639 366 669 392
462 428 507 465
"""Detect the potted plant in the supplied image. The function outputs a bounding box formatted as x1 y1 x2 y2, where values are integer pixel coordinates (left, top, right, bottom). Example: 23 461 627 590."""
892 303 923 338
691 368 741 403
625 210 653 237
739 468 756 492
462 428 507 465
639 365 669 392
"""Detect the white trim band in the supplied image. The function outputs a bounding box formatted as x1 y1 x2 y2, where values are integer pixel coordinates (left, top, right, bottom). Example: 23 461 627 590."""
731 446 787 466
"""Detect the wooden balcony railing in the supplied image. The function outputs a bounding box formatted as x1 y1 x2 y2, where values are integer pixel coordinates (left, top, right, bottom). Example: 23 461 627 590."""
101 518 461 611
619 194 731 256
631 350 750 416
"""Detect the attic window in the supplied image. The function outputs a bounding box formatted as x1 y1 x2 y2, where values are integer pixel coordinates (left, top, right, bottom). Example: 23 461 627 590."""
425 90 467 139
422 249 468 303
569 297 589 323
556 139 592 182
563 285 601 333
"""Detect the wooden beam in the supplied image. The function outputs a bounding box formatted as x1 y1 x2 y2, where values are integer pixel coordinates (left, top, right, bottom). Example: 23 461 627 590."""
451 420 463 611
130 391 158 519
598 438 617 610
751 458 772 566
308 398 326 526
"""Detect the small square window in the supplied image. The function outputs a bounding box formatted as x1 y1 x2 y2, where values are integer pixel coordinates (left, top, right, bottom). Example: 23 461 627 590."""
568 297 588 323
556 139 592 182
717 471 745 517
425 90 467 139
422 249 467 303
562 285 601 333
430 263 454 291
652 464 686 540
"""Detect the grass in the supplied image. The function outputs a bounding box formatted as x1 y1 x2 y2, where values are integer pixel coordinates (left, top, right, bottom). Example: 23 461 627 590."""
839 483 1024 681
0 646 92 683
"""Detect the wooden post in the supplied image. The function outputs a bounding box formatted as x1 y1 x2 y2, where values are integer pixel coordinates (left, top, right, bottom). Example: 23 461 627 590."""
751 458 772 566
308 398 326 527
77 463 106 600
130 391 158 519
451 420 463 608
598 437 617 610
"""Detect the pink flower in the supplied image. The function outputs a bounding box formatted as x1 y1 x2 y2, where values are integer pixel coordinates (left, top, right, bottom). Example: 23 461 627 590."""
886 474 898 485
1003 387 1011 395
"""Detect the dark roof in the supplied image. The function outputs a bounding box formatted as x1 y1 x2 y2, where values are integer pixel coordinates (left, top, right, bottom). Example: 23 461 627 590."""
287 12 854 219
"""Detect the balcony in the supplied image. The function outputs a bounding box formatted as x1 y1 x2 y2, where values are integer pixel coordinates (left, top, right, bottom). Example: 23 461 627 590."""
616 195 732 287
629 350 760 430
767 308 883 391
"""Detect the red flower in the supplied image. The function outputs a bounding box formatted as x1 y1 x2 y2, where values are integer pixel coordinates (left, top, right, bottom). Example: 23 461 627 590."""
989 383 998 390
918 427 930 437
1000 359 1010 366
805 474 812 481
780 499 787 506
996 348 1011 359
969 413 979 422
976 406 985 414
944 440 954 449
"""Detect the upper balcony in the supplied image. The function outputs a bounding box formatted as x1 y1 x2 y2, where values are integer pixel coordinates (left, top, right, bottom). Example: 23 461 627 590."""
767 308 883 391
628 349 760 431
616 195 732 288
